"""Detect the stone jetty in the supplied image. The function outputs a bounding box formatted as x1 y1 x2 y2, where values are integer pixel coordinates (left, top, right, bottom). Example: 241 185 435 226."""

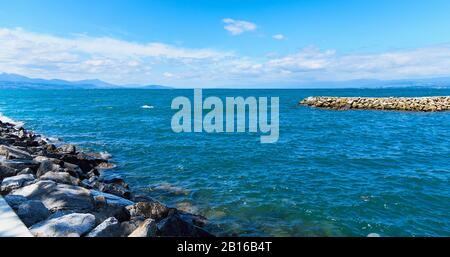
300 96 450 112
0 119 213 237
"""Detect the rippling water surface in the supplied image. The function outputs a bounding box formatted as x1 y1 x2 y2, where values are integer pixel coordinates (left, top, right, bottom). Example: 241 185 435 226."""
1 88 449 236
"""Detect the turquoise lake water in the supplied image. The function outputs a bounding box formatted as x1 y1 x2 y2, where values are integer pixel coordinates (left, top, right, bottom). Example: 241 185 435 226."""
0 88 449 236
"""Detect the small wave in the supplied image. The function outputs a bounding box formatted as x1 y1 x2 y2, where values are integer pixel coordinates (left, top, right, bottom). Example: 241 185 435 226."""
0 113 25 128
40 136 63 145
99 151 112 160
141 105 154 109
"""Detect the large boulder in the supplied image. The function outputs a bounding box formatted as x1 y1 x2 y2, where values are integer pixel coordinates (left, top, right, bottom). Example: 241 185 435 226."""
0 145 32 160
57 144 77 154
95 182 131 199
157 212 214 237
119 217 145 237
17 167 34 175
86 217 121 237
39 172 80 186
0 174 35 193
128 218 157 237
0 159 38 171
30 213 96 237
90 190 134 207
62 162 84 178
16 200 50 227
10 180 95 212
36 160 62 178
60 155 94 173
127 200 170 221
0 165 18 180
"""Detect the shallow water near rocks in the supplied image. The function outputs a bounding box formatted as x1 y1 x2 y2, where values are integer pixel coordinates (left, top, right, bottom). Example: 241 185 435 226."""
1 88 449 236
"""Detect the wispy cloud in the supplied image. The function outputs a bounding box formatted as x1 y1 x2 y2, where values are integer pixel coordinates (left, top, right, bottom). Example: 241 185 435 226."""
222 18 257 36
272 34 286 40
1 27 450 87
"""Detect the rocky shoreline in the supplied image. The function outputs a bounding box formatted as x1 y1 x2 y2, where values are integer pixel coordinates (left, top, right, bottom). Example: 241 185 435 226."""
300 96 450 112
0 119 214 237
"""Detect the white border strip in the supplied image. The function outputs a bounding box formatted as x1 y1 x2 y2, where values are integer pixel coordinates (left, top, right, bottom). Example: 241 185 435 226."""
0 196 33 237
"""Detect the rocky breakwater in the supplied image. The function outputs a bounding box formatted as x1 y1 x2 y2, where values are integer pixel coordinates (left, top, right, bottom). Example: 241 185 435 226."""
0 120 213 237
300 96 450 112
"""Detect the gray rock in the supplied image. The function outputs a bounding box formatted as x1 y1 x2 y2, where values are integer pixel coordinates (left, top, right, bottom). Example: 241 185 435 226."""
86 217 121 237
17 167 34 175
93 204 130 224
58 144 77 154
30 213 96 237
0 165 18 179
36 160 62 177
127 200 170 221
0 145 32 160
1 159 38 171
96 182 131 199
0 174 35 193
11 180 95 212
157 213 213 237
39 172 80 186
119 217 145 237
17 200 50 227
91 190 134 207
128 218 157 237
63 162 83 178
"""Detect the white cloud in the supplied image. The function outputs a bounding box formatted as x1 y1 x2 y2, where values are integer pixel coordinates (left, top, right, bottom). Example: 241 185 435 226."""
0 28 232 85
222 18 257 36
163 72 174 78
2 27 450 87
272 34 285 40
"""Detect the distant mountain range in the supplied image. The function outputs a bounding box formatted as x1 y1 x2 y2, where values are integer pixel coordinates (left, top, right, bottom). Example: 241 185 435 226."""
0 73 172 89
2 72 450 89
285 77 450 89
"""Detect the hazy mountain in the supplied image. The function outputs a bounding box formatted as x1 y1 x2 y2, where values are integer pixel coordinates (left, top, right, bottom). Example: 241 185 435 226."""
0 73 171 89
2 72 450 89
281 77 450 89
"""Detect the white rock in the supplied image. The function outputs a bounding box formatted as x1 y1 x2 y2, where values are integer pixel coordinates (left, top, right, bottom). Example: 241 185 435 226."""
86 217 121 237
30 213 96 237
90 190 134 207
11 180 95 212
0 174 35 193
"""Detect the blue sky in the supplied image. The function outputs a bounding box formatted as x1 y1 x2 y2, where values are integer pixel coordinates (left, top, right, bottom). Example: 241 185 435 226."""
1 0 450 87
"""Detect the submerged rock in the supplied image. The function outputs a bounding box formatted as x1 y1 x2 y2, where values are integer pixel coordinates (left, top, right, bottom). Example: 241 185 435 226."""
30 213 96 237
127 200 170 221
57 144 77 155
157 212 213 237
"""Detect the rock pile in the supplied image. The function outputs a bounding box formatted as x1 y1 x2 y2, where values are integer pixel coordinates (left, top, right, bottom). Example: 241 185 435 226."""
300 96 450 112
0 120 213 237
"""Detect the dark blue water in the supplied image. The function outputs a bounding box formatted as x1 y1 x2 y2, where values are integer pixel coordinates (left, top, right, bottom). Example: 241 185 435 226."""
1 88 449 236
